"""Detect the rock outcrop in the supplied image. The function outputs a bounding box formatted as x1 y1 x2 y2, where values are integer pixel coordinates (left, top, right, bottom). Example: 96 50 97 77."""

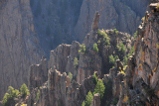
28 68 96 106
29 0 149 53
29 58 48 90
74 0 149 41
116 2 159 105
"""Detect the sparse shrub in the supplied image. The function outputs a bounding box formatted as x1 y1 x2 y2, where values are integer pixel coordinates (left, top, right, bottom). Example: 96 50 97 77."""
73 57 78 67
93 79 105 99
109 55 119 65
123 56 128 65
68 72 73 81
20 84 30 98
82 101 86 106
2 86 19 106
79 44 86 53
133 31 138 38
93 72 98 84
85 91 93 106
117 42 126 53
113 28 119 34
93 43 99 52
97 29 110 45
36 89 40 101
129 46 135 56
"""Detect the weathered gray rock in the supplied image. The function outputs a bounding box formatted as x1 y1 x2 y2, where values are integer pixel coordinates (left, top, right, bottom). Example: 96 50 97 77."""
91 93 101 106
48 41 80 78
31 69 96 106
0 0 43 99
74 0 149 41
29 58 48 90
48 44 71 72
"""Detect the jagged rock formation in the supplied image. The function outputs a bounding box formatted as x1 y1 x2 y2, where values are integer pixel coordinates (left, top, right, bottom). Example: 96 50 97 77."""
29 0 149 54
48 41 80 77
91 93 101 106
74 0 149 41
0 1 155 105
28 68 96 106
0 0 43 99
30 0 83 53
29 58 48 90
116 2 159 105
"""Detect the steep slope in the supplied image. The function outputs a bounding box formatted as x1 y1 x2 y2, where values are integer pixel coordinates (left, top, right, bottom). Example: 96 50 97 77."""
30 0 149 55
74 0 149 41
0 0 43 99
115 2 159 105
30 0 83 53
9 23 133 106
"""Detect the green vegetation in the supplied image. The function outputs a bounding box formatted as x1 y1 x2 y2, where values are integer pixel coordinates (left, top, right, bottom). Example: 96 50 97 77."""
109 55 119 65
117 42 126 53
82 101 86 106
123 46 134 65
2 86 19 106
120 70 126 75
93 43 99 52
133 31 138 38
68 72 73 81
97 29 110 45
73 57 79 67
82 72 106 106
113 28 119 34
82 91 93 106
2 84 30 106
123 56 128 65
79 44 86 53
93 79 105 98
112 98 119 105
128 46 135 57
20 83 30 98
36 89 40 101
93 72 98 84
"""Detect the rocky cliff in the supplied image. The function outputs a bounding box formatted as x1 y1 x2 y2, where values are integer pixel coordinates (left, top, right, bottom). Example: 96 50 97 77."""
0 0 43 99
0 0 156 105
30 0 149 54
24 2 159 105
10 20 134 106
74 0 149 41
115 2 159 105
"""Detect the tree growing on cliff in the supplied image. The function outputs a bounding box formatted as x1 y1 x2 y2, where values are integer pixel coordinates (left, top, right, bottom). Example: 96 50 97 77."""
20 83 30 98
93 43 99 52
79 44 86 53
93 79 105 98
2 86 19 106
82 91 93 106
97 29 110 45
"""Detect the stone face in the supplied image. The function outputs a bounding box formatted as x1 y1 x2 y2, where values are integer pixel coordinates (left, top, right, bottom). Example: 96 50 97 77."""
31 69 96 106
0 0 43 99
29 0 148 52
116 5 159 105
91 93 101 106
74 0 149 41
29 58 48 90
48 41 80 78
48 44 71 72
